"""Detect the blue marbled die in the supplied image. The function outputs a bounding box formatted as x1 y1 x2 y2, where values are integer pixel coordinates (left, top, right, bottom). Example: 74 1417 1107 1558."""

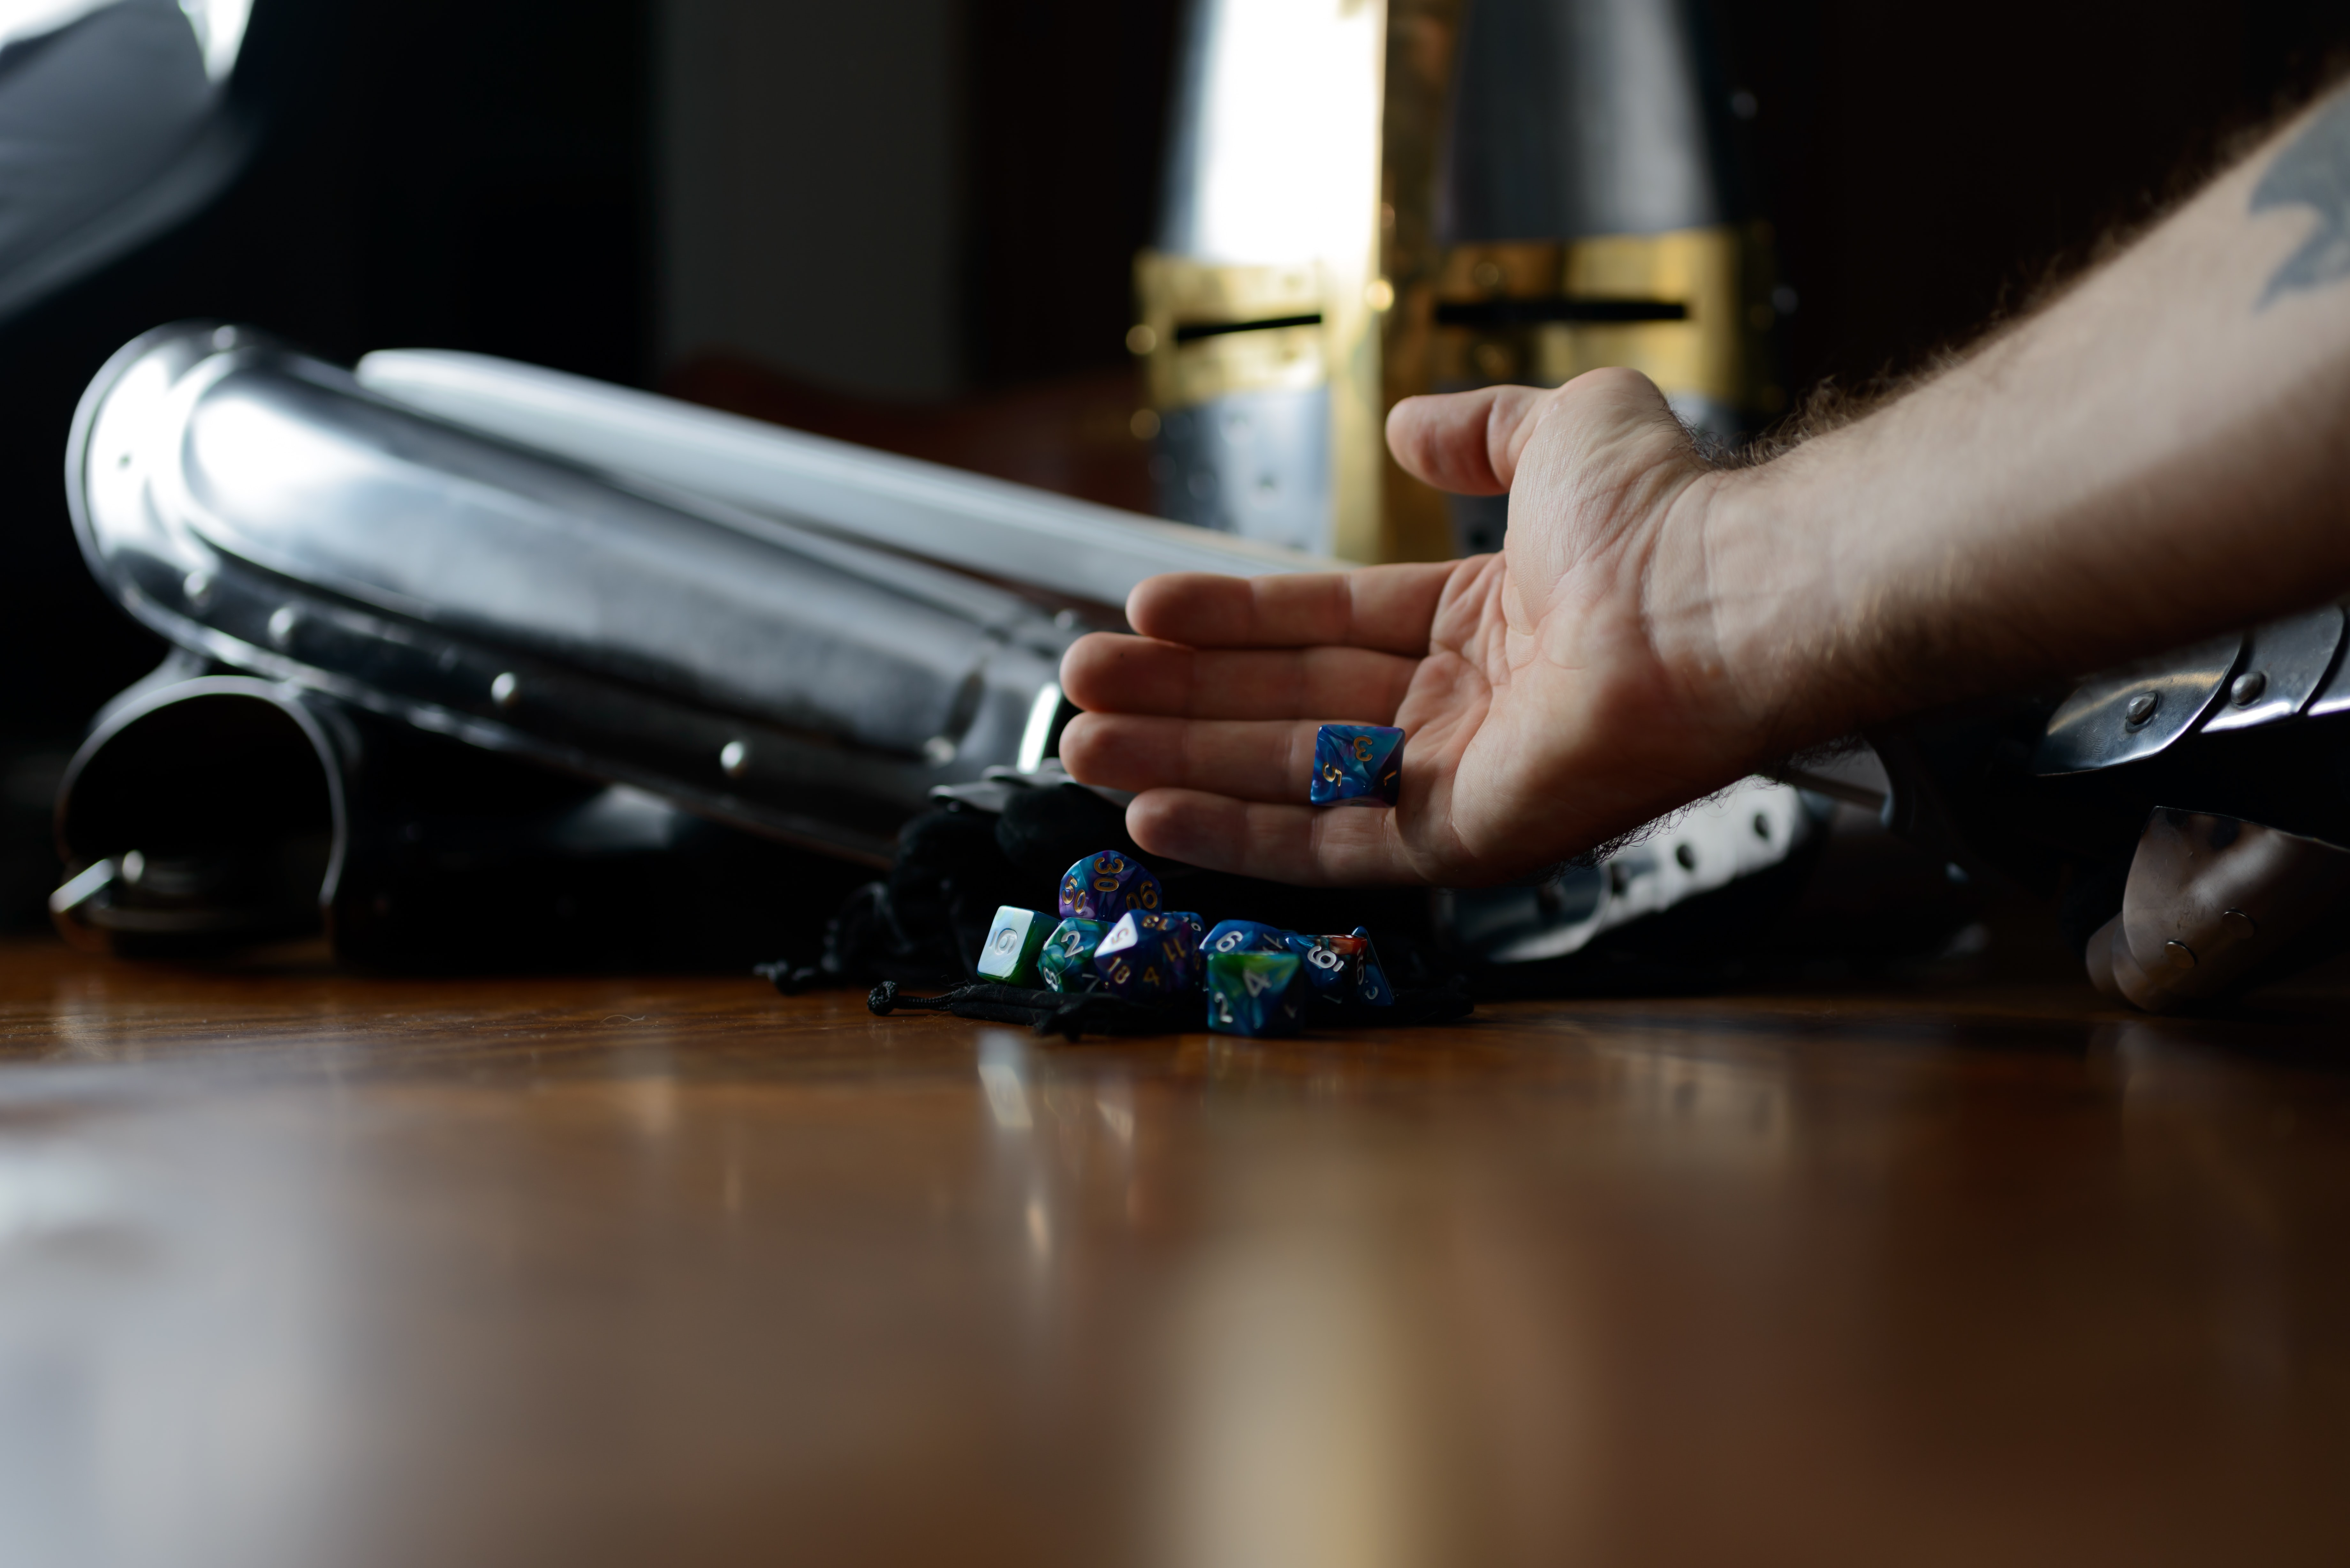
1092 910 1202 999
1279 927 1394 1006
1202 918 1290 958
1057 850 1163 922
1309 724 1404 806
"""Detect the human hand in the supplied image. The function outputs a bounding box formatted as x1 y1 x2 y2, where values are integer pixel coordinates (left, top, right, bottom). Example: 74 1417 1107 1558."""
1057 368 1804 887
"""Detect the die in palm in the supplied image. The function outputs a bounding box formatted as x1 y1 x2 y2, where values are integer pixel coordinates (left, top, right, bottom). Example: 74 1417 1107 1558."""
1308 724 1404 806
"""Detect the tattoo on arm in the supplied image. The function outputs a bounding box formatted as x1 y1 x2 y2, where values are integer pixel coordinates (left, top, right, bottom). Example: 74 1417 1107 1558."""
2254 90 2350 307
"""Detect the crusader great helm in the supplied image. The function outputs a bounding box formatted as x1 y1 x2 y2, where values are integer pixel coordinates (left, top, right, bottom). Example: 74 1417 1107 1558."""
1131 0 1785 561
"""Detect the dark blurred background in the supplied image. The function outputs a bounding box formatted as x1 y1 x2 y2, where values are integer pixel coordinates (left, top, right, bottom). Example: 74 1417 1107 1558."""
5 0 2349 921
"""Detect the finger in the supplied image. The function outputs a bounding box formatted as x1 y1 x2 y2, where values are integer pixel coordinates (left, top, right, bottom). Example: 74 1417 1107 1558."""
1124 790 1403 886
1058 714 1320 802
1385 384 1553 494
1126 563 1456 653
1059 633 1418 720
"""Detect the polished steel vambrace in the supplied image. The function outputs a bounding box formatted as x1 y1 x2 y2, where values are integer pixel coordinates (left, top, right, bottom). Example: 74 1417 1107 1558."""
1868 607 2350 1012
58 323 1109 958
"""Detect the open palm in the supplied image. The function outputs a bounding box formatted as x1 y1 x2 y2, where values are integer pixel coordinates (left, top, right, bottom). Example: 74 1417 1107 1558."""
1057 369 1776 887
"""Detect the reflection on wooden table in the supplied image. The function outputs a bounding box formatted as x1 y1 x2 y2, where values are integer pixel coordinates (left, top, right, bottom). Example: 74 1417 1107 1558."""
0 938 2345 1566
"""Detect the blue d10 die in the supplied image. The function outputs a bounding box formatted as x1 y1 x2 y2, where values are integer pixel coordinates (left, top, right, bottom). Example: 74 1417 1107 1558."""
1203 918 1290 958
1206 951 1305 1037
1284 931 1365 998
1309 724 1405 806
1350 925 1395 1007
1058 850 1164 922
975 906 1054 985
1282 928 1398 1006
1092 910 1201 999
1037 917 1110 992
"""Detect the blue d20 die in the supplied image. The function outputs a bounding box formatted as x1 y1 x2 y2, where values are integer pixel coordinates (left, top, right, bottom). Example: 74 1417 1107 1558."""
1144 912 1204 991
1206 951 1305 1037
1164 910 1206 948
1057 849 1164 922
1092 910 1201 999
1202 918 1290 958
1309 724 1405 806
1036 917 1110 992
975 905 1054 985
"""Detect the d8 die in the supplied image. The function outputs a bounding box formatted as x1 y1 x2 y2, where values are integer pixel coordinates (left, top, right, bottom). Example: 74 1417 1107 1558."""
1206 951 1305 1037
1036 917 1110 992
1058 850 1163 922
976 906 1054 985
1092 910 1201 999
1203 918 1290 958
1309 724 1405 806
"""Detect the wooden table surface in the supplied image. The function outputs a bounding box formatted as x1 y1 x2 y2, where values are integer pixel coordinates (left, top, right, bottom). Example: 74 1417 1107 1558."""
1 936 2345 1567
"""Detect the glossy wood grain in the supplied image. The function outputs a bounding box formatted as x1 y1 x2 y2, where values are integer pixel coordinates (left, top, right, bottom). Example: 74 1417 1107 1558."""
1 938 2346 1567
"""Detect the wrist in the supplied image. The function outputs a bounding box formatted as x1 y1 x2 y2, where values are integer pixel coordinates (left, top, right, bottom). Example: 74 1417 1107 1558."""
1672 455 1869 761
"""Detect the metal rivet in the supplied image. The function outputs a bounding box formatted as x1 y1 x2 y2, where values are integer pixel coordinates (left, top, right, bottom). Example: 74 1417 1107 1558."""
183 569 212 606
210 325 238 351
267 606 299 645
2124 690 2160 727
120 849 147 886
490 672 519 708
2230 670 2267 707
1674 843 1697 871
719 739 750 779
2221 908 2258 939
923 735 959 768
2164 939 2197 970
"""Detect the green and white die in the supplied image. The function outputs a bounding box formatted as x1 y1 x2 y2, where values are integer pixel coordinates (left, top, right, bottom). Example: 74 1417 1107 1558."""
976 905 1054 986
1036 917 1111 992
1205 950 1305 1037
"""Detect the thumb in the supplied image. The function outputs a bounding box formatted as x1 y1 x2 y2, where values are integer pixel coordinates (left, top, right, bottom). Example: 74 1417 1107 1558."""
1384 384 1551 495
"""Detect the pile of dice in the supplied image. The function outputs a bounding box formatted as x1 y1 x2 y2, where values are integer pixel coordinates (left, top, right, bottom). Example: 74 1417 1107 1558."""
974 849 1395 1037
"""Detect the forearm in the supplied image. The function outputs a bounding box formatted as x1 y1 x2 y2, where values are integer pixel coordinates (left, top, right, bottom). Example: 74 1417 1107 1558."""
1702 87 2350 747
